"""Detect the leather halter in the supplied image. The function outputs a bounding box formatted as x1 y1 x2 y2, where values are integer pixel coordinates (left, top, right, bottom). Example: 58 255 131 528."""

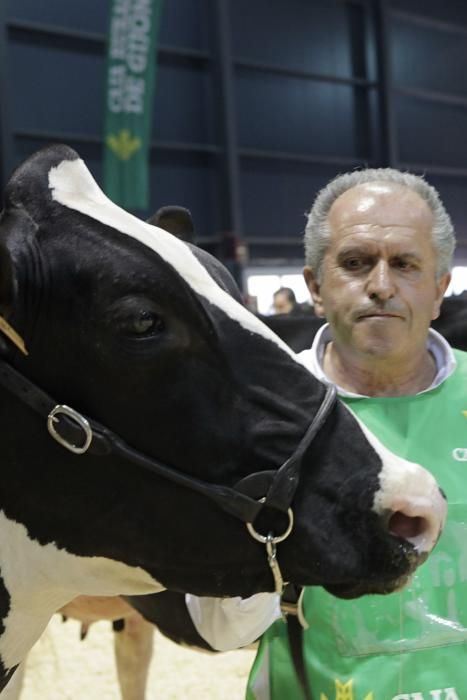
0 358 336 531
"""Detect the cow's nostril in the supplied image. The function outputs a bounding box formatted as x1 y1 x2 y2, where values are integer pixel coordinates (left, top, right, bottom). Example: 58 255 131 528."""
388 512 427 540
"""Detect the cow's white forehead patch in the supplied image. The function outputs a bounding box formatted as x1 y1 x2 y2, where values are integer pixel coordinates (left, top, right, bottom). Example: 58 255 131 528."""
48 158 295 358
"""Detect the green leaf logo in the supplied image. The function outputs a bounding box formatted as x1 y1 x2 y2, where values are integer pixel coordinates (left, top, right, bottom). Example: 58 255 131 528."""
320 679 373 700
107 129 142 160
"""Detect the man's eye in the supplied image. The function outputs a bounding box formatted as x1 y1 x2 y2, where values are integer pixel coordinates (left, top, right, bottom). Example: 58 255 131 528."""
343 258 363 270
394 259 414 271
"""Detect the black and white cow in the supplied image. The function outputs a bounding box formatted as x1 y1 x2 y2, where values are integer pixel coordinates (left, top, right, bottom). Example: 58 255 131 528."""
0 145 446 694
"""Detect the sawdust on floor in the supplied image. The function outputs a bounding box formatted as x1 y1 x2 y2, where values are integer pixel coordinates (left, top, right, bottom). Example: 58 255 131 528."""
19 616 257 699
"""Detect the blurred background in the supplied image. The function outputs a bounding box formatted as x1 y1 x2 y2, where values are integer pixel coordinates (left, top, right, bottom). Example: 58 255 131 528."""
1 0 467 314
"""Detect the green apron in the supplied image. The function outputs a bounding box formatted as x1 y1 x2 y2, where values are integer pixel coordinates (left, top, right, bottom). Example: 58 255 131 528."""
247 349 467 700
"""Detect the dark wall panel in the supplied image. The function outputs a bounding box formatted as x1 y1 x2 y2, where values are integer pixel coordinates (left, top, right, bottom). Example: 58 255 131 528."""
9 40 105 135
9 46 216 146
390 0 467 26
236 74 374 160
391 19 467 95
5 0 111 32
160 0 211 51
152 63 216 144
240 160 341 240
6 0 210 49
397 96 467 167
230 0 373 81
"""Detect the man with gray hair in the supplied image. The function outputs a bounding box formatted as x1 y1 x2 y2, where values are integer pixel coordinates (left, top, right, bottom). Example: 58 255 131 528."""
180 168 467 700
243 169 467 699
304 168 455 282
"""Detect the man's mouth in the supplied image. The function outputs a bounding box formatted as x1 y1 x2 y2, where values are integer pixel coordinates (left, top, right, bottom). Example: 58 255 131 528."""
358 312 403 320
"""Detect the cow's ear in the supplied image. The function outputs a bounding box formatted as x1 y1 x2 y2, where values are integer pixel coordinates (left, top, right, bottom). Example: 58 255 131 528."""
147 206 195 244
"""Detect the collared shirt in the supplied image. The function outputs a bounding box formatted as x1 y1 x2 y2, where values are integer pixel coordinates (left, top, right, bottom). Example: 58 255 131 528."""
297 323 457 398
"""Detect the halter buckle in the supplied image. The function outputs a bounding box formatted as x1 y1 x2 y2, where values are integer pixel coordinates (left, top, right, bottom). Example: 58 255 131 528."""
47 404 93 454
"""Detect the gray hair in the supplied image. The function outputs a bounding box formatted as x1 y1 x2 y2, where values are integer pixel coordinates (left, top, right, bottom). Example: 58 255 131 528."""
304 168 456 280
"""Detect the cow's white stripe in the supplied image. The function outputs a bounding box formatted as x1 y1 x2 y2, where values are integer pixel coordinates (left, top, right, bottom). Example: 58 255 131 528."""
0 511 163 669
48 159 295 358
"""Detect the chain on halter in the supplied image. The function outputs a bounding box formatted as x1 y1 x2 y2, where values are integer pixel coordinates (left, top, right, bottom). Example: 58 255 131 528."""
246 497 294 594
246 497 309 629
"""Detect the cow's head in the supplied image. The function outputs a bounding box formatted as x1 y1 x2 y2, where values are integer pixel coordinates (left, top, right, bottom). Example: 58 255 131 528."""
0 146 446 616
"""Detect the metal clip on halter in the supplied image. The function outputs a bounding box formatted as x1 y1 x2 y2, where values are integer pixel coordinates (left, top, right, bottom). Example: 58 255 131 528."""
265 533 285 594
246 497 294 594
281 586 309 630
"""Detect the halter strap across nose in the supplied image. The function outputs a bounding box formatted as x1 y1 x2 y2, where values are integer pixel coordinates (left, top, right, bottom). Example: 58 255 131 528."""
235 384 337 515
237 385 336 595
0 357 336 528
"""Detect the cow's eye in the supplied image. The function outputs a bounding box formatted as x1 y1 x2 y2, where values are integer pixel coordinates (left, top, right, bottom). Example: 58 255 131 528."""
110 298 167 340
129 310 165 337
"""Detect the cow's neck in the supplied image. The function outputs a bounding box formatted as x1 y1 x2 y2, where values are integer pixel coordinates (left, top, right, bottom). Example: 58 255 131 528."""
0 510 163 672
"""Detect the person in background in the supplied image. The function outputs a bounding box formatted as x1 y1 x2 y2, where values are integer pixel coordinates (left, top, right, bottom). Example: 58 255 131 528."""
187 168 467 700
272 287 300 314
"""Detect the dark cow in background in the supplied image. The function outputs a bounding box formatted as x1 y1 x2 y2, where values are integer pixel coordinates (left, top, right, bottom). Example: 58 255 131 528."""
433 292 467 351
0 145 446 697
260 312 326 353
147 205 195 244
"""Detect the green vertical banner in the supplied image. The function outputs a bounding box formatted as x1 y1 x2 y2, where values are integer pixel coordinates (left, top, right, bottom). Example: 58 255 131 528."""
103 0 163 210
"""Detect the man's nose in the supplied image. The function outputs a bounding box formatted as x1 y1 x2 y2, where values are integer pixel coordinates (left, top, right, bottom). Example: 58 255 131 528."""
366 261 396 301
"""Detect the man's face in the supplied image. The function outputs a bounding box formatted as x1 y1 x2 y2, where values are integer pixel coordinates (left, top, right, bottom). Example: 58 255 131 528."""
304 182 450 359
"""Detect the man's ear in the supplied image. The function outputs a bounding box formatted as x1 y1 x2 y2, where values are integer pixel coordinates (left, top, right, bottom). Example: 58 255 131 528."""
431 272 451 321
303 266 325 318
